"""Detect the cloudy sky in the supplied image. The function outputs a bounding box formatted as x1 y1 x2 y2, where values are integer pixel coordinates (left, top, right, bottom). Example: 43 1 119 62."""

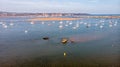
0 0 120 14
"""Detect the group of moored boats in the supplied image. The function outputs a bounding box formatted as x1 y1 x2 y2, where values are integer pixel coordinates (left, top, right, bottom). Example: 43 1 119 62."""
42 37 75 44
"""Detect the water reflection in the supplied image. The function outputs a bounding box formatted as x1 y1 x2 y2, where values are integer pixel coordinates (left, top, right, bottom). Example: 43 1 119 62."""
64 52 67 57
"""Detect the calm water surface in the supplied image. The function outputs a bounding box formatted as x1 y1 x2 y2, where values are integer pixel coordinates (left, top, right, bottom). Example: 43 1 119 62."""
0 17 120 67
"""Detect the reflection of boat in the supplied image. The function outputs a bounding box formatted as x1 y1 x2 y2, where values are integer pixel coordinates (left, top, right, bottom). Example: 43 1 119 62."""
61 38 68 44
86 24 91 28
86 25 89 28
70 39 75 43
64 52 66 56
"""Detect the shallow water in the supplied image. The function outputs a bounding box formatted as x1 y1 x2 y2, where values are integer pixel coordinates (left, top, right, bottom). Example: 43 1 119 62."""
0 17 120 67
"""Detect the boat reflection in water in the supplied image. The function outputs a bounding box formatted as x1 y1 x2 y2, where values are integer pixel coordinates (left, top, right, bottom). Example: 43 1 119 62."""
0 17 120 67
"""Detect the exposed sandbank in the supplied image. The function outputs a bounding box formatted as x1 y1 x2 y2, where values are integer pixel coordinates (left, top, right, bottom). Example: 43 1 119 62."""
30 17 82 21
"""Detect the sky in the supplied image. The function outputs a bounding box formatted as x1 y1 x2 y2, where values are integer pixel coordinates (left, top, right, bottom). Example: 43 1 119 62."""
0 0 120 14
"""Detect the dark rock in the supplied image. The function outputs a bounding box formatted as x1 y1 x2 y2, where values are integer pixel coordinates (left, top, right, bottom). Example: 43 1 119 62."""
43 37 49 40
